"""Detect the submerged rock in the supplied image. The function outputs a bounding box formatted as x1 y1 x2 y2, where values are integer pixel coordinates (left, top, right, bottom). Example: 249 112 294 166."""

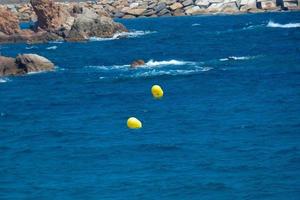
0 54 54 76
131 60 145 68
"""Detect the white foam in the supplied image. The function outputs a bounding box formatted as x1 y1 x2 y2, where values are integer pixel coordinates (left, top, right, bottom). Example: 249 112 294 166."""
26 46 38 50
86 59 195 71
267 21 300 28
143 60 196 68
220 56 253 61
86 64 130 70
49 40 64 44
46 46 57 50
90 30 157 41
0 78 9 83
192 23 201 26
132 67 213 78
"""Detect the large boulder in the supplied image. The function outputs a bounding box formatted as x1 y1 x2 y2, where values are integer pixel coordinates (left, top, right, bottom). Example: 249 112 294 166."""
30 0 71 31
0 7 20 35
15 54 54 73
67 8 127 40
0 56 20 76
0 54 54 76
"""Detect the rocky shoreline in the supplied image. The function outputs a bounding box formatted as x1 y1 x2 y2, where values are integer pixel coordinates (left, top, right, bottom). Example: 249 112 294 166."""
0 0 127 43
1 0 299 21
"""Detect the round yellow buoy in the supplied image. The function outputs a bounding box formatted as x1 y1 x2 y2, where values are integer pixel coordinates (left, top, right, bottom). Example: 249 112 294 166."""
127 117 142 129
151 85 164 99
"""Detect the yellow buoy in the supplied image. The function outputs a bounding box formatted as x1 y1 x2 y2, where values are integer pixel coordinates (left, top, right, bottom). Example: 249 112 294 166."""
127 117 142 129
151 85 164 99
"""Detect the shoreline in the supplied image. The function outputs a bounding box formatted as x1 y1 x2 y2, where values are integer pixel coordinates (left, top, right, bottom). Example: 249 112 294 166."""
1 0 299 21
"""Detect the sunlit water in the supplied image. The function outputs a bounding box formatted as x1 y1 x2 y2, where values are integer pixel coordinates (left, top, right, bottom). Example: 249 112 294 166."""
1 12 300 199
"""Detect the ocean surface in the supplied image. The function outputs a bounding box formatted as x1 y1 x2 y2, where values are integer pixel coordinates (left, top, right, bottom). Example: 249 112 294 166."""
1 12 300 199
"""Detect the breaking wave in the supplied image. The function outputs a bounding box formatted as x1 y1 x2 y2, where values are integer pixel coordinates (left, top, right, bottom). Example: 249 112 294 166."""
90 30 157 41
26 46 38 50
220 56 254 61
0 78 9 83
46 46 57 50
85 59 212 80
192 23 201 27
86 60 196 71
267 21 300 28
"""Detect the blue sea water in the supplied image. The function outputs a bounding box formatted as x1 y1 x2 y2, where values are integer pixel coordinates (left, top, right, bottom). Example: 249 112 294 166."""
1 12 300 199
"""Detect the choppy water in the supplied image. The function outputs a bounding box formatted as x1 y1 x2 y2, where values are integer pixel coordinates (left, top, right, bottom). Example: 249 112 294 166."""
1 12 300 199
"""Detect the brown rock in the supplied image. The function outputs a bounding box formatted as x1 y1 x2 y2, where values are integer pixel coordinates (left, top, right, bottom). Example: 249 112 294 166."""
126 8 146 16
0 54 54 76
30 0 71 31
15 54 54 73
170 3 183 10
131 60 145 68
0 7 20 35
0 56 21 76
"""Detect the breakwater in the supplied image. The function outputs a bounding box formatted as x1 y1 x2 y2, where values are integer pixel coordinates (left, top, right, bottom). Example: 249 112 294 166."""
1 0 299 21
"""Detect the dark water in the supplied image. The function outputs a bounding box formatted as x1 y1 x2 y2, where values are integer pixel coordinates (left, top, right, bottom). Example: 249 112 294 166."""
1 12 300 199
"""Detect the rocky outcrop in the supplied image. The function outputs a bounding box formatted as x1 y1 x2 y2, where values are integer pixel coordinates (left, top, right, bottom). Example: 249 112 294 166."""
67 7 127 40
0 54 54 76
0 7 20 35
3 0 299 21
30 0 71 31
0 0 127 43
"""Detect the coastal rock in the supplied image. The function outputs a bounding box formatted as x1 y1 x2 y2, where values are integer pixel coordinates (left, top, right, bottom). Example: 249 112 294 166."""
30 0 71 31
182 0 194 7
186 6 206 15
131 60 145 68
126 8 146 16
155 3 167 12
170 3 184 10
207 2 239 12
173 8 186 16
0 54 54 76
0 56 20 76
261 1 277 9
0 7 20 35
67 9 127 40
195 0 211 7
15 54 54 73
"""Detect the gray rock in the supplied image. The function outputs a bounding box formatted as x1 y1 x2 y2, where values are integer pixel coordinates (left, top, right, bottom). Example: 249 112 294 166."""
114 11 125 18
195 0 211 7
182 0 194 6
155 3 167 12
158 8 171 16
143 9 157 16
67 10 127 40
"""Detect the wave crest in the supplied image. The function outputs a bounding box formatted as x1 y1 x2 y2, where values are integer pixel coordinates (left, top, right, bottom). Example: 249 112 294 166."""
46 46 57 50
220 56 255 61
267 21 300 28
